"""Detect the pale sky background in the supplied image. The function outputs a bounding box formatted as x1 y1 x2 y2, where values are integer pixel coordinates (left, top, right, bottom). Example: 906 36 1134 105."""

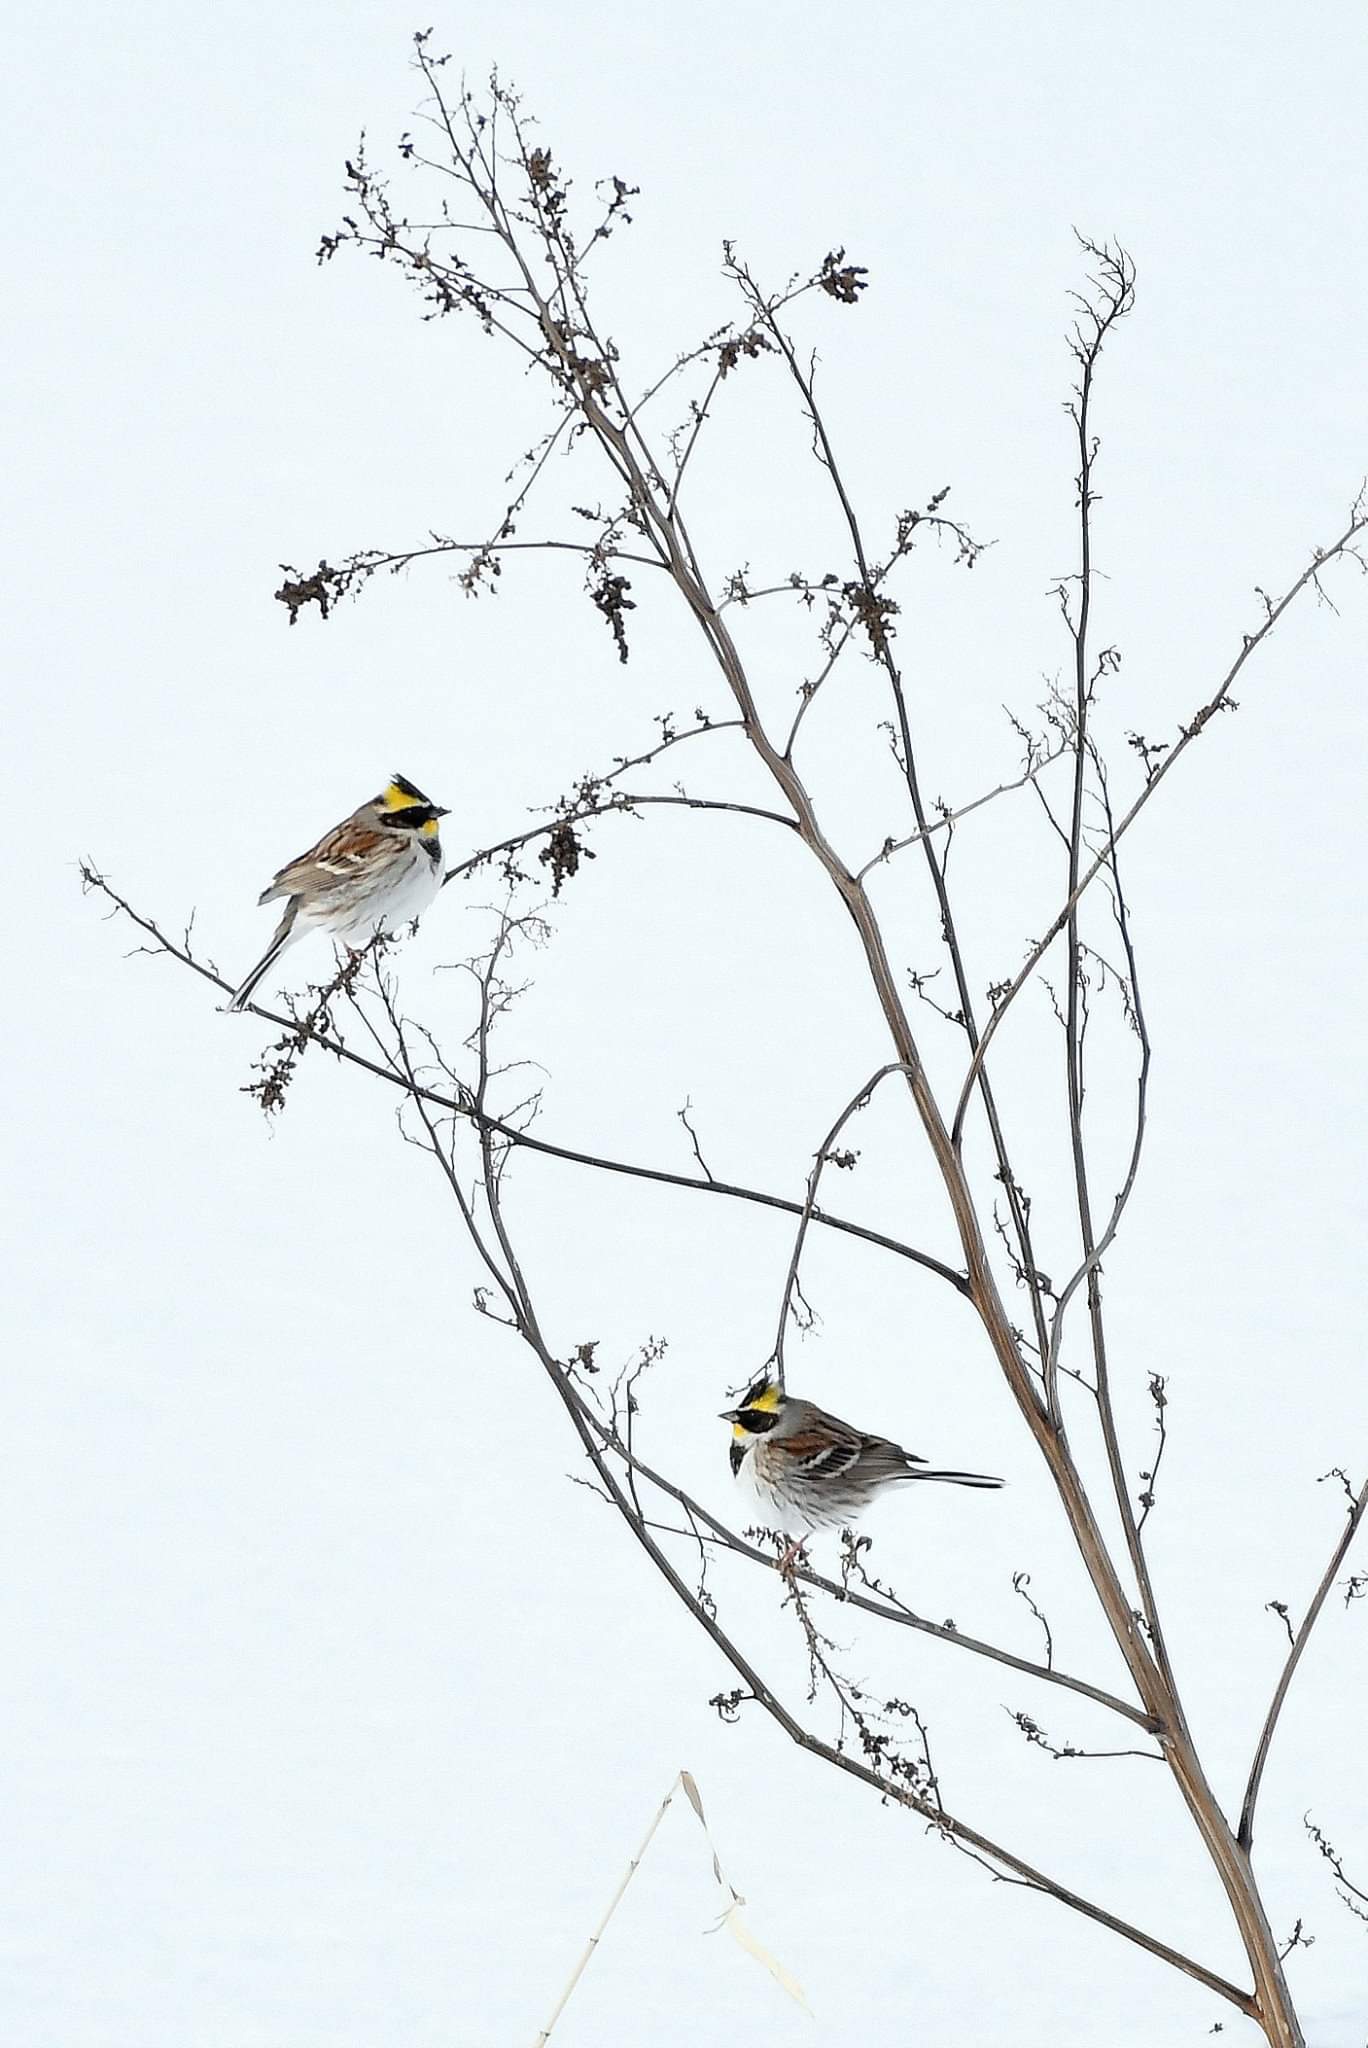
7 3 1368 2044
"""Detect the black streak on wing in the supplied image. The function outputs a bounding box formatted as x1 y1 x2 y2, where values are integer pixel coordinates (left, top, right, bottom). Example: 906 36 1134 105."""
797 1441 862 1481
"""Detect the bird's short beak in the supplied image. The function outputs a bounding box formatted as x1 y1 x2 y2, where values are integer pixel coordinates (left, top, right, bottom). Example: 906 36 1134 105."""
433 804 451 818
719 1408 741 1423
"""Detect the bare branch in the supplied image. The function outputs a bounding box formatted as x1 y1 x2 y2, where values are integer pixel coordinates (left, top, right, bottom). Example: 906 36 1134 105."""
1011 1571 1054 1671
1239 1473 1368 1849
604 1447 1156 1728
772 1062 910 1387
89 78 1368 2040
80 869 967 1293
385 917 1246 2015
675 1097 715 1182
1275 1920 1314 1964
952 496 1368 1151
445 787 800 893
730 257 1055 1376
1136 1374 1169 1534
1305 1815 1368 1928
1006 1707 1162 1764
855 736 1067 883
1045 744 1152 1413
1265 1602 1296 1651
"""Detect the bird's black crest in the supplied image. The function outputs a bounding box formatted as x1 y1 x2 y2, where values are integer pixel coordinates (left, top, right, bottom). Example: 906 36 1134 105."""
390 772 432 806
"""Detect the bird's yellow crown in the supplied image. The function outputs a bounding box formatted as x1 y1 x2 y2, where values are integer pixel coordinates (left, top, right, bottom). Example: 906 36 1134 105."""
381 774 444 837
382 774 432 811
743 1377 782 1413
731 1374 782 1439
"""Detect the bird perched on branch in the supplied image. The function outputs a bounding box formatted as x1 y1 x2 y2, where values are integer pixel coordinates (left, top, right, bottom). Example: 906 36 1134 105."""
226 773 448 1012
720 1375 1003 1567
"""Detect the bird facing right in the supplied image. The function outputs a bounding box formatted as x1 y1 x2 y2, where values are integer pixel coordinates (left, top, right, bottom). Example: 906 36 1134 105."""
226 773 449 1012
720 1375 1003 1556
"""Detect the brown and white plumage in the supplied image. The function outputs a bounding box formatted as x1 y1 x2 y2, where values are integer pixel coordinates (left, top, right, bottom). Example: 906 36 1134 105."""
721 1375 1003 1541
226 773 449 1012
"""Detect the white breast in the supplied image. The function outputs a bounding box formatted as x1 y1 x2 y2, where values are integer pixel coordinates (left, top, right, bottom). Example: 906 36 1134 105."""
336 840 443 938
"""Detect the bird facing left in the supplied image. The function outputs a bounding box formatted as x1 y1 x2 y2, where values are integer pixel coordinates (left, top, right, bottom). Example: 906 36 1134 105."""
225 773 449 1013
721 1374 1003 1563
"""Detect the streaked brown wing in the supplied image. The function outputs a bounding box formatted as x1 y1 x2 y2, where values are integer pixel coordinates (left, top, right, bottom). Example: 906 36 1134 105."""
787 1400 924 1483
262 814 388 899
777 1424 863 1481
310 821 390 876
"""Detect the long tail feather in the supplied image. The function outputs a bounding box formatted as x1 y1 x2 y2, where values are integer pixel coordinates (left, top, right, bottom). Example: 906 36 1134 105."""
226 903 299 1012
906 1468 1004 1489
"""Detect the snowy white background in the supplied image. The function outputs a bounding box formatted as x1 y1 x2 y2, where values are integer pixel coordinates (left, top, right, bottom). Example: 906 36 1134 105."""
7 2 1368 2043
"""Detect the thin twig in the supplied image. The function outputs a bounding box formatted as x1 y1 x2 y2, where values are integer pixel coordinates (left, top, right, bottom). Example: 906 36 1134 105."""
1304 1815 1368 1927
79 869 969 1293
952 497 1368 1151
733 260 1054 1379
854 741 1067 882
444 789 800 888
676 1098 716 1181
1238 1475 1368 1850
388 913 1245 2014
772 1063 909 1387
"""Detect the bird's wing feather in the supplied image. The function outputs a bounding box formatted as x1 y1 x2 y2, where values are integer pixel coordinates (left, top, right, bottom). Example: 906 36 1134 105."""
859 1429 925 1469
778 1424 864 1481
263 819 391 896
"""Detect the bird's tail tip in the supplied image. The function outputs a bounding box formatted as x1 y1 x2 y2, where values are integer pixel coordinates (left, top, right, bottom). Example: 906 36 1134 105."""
920 1468 1005 1489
